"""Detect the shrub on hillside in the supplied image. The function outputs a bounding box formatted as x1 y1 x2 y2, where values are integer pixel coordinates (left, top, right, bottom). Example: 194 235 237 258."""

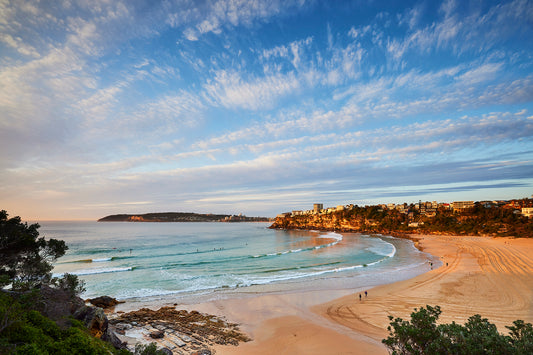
383 305 533 354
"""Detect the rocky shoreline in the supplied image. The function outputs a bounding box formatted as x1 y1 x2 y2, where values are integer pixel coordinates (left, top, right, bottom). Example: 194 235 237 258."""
107 306 250 354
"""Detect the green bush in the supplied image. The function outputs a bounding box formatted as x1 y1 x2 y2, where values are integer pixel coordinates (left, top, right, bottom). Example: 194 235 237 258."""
383 305 533 354
0 292 122 355
134 343 167 355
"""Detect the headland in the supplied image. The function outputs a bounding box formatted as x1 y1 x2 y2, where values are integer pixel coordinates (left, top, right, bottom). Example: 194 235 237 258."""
98 212 272 223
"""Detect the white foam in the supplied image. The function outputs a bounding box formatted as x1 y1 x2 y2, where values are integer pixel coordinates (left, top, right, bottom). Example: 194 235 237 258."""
366 241 396 258
92 257 112 262
318 232 343 241
70 267 133 276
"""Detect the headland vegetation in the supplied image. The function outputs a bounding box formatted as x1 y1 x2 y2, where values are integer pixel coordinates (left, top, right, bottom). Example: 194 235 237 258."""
98 212 272 223
270 197 533 238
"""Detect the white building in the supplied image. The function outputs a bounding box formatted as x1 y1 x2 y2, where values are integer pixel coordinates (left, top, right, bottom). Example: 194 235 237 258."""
522 207 533 218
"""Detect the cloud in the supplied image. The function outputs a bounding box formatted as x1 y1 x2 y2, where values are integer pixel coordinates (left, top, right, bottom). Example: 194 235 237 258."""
168 0 309 40
384 0 533 64
203 69 300 110
0 32 40 57
129 91 206 131
1 1 532 220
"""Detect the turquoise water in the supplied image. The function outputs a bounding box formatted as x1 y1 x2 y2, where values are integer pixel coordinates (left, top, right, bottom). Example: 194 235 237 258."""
42 222 435 303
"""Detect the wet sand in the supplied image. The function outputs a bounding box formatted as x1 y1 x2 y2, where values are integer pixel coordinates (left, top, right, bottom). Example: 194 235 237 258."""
212 235 533 354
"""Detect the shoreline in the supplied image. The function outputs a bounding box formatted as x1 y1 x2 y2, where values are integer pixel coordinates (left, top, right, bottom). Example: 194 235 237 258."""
106 232 433 312
107 233 533 354
210 234 533 354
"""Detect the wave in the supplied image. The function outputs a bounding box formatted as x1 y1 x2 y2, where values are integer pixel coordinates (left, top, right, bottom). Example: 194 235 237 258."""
92 257 112 262
318 232 343 242
59 256 134 264
252 233 343 259
158 255 251 269
365 240 397 258
54 267 135 277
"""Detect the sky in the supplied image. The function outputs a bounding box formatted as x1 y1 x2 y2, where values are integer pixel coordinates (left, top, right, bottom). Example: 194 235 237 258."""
1 0 533 221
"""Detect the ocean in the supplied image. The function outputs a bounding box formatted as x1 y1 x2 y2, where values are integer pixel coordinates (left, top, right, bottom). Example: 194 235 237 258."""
42 221 437 306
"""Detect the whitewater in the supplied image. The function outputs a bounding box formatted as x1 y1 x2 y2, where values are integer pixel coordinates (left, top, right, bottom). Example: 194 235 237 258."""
43 221 435 304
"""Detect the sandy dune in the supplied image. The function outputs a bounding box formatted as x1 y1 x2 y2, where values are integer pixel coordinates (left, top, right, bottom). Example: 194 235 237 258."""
215 235 533 354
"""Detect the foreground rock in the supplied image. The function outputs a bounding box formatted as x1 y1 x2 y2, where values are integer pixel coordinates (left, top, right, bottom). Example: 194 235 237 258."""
88 295 124 308
73 304 128 349
109 306 250 354
74 306 108 338
34 285 85 327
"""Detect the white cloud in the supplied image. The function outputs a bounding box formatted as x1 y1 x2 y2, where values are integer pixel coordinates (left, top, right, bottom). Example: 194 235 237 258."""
0 33 40 57
388 0 533 62
126 91 206 134
455 62 503 85
203 70 300 110
170 0 309 40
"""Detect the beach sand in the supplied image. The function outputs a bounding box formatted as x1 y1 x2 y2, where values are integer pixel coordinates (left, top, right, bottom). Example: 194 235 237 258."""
211 235 533 354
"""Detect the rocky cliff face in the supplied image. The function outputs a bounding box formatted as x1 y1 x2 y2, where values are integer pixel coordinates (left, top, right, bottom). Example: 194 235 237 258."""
270 214 366 232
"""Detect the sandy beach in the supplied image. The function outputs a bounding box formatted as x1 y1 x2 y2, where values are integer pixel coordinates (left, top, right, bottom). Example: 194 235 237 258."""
210 235 533 354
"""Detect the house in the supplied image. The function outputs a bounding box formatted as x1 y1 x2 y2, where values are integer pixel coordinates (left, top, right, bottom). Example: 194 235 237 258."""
522 207 533 218
452 201 474 211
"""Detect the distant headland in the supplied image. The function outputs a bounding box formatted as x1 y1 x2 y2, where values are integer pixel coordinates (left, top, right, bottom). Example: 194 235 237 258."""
98 212 272 223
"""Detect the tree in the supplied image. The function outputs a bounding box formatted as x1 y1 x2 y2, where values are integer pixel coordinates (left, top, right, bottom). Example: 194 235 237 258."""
0 210 67 290
383 305 533 354
382 305 443 354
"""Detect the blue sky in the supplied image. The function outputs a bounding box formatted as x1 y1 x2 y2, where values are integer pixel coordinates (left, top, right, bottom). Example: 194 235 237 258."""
1 0 532 220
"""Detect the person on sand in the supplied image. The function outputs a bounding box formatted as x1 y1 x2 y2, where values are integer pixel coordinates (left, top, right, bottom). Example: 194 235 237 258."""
359 294 362 301
365 291 367 297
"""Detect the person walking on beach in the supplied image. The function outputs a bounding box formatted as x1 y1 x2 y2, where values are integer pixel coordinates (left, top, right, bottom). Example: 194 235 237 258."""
365 291 367 297
359 294 362 301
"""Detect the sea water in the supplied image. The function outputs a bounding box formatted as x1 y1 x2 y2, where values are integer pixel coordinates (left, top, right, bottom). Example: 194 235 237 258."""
42 221 436 304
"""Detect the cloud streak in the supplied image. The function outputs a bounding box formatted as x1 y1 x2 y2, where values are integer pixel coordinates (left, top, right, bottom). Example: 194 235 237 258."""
0 0 532 220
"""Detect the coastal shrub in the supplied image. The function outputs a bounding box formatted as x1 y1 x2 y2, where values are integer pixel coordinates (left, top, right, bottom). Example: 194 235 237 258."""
134 343 168 355
0 210 67 290
51 273 86 298
506 320 533 354
383 305 533 354
0 292 123 355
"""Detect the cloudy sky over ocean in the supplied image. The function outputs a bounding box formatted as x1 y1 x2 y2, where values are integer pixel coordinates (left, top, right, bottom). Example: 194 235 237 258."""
1 0 532 220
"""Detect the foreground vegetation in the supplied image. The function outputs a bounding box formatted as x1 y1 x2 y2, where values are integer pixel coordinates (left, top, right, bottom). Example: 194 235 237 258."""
271 199 533 237
0 291 122 354
383 305 533 354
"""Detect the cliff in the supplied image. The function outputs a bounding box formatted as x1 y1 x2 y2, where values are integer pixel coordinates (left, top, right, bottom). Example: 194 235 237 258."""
269 204 533 238
268 210 405 235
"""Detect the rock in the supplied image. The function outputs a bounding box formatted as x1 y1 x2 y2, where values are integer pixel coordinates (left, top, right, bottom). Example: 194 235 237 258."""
114 323 133 331
160 348 173 355
178 333 193 342
168 335 186 347
88 295 124 308
191 350 211 355
74 305 108 339
31 285 85 327
102 327 128 349
154 324 166 331
150 330 165 339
